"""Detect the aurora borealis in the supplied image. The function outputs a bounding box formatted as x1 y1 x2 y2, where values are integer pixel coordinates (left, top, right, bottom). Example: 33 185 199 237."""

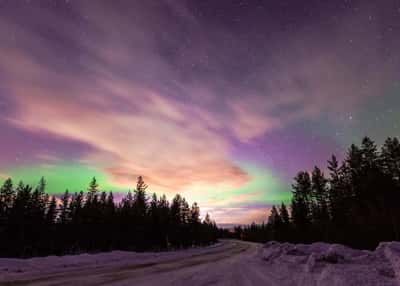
0 0 400 224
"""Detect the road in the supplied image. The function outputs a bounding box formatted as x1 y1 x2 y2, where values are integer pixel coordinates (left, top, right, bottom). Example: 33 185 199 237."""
2 240 279 286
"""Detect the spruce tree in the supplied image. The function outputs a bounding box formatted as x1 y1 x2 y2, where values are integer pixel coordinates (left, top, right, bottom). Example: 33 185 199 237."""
381 137 400 181
279 203 290 225
291 171 312 228
190 202 200 224
30 177 47 223
203 213 212 225
59 190 70 224
311 166 329 223
360 136 378 169
133 176 148 219
46 196 57 224
87 177 99 203
0 178 14 216
268 206 282 230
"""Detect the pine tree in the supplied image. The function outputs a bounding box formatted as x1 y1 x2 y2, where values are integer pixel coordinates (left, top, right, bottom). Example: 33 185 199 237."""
268 206 282 228
345 144 362 194
158 194 170 248
327 155 347 226
133 176 148 218
0 178 14 215
0 175 218 256
59 190 70 224
149 193 158 218
99 191 108 217
122 191 133 209
30 177 46 223
12 182 31 217
360 136 378 169
87 177 99 203
170 194 183 225
381 137 400 181
46 196 57 224
203 213 212 225
106 192 115 216
291 171 312 228
279 203 290 225
311 166 329 223
100 191 107 205
70 191 83 223
190 202 200 224
181 198 190 224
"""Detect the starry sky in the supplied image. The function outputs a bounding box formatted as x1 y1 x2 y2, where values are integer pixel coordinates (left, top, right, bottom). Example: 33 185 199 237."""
0 0 400 224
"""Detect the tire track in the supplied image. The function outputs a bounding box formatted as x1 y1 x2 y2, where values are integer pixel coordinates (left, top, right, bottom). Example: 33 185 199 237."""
3 241 254 286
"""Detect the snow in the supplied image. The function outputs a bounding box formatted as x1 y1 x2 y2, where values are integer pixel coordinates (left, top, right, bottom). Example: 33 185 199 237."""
0 240 399 285
0 243 224 283
261 241 400 286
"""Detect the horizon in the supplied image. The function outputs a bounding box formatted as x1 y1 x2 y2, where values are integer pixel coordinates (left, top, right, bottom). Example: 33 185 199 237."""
1 0 400 224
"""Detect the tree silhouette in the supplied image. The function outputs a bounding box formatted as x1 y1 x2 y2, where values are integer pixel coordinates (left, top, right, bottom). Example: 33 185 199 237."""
0 175 218 257
229 136 400 250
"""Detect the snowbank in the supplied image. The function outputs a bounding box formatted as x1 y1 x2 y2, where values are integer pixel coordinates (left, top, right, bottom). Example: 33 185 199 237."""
262 241 400 286
0 243 224 282
1 241 399 286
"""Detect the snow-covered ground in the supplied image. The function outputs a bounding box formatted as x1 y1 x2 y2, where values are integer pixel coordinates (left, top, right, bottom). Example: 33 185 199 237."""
260 241 400 286
0 240 399 285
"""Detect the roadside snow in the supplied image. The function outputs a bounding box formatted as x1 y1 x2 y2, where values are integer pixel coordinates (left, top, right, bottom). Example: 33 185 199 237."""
261 241 400 286
0 243 223 282
1 241 399 286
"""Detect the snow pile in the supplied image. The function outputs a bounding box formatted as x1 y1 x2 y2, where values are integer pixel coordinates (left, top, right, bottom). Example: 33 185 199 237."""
262 241 400 286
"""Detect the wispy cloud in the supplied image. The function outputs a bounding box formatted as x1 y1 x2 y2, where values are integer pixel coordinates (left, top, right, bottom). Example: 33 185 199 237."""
0 1 398 222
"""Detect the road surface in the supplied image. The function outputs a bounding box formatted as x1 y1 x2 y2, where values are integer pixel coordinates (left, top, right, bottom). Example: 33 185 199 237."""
2 240 278 286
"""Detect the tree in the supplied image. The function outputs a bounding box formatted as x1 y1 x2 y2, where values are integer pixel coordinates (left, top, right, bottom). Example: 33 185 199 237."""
46 196 57 224
30 177 47 223
327 155 348 229
122 191 133 210
70 191 83 224
279 203 290 225
158 194 170 247
203 213 212 225
344 144 363 197
291 171 312 230
190 202 200 224
105 192 115 215
360 137 378 169
0 175 218 257
149 193 159 224
381 137 400 181
87 177 99 203
133 176 148 219
170 194 184 225
0 178 14 216
268 206 282 229
311 166 329 223
12 182 31 218
59 190 70 224
180 198 190 224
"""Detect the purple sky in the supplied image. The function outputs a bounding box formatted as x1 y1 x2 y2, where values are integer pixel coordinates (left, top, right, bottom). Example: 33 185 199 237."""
0 0 400 223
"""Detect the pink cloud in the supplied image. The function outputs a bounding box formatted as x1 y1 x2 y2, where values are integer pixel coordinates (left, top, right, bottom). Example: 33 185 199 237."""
0 1 398 223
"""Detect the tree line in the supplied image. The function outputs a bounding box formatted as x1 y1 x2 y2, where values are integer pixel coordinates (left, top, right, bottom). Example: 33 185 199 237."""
226 137 400 250
0 176 218 257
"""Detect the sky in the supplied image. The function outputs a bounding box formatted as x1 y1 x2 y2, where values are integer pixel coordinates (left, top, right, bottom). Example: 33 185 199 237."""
0 0 399 224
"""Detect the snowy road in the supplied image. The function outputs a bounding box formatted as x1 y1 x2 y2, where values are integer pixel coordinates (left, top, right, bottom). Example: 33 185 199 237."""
1 240 270 286
3 240 400 285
